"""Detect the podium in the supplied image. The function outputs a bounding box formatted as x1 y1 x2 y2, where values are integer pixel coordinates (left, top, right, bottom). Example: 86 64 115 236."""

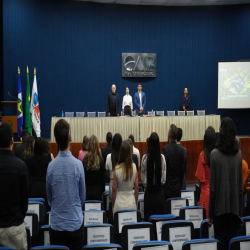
1 101 18 133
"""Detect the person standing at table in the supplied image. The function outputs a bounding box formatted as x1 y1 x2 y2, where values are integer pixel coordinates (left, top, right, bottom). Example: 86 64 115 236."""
107 84 119 116
122 87 133 116
181 87 190 114
134 83 146 115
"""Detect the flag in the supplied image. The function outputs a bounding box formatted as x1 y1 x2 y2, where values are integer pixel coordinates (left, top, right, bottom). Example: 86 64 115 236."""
17 67 23 137
31 68 41 137
24 66 32 135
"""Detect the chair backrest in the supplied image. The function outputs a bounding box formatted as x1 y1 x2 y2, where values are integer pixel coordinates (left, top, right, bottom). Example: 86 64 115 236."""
156 111 164 116
65 112 74 117
147 111 155 116
200 219 215 239
133 240 173 250
179 206 206 239
102 192 109 213
137 199 144 221
83 243 122 249
167 111 175 116
161 220 195 249
197 110 205 116
138 182 144 192
165 197 189 217
84 223 114 246
149 214 176 241
44 211 51 225
182 239 221 250
76 112 84 117
138 192 144 200
229 235 250 250
83 200 104 211
28 201 45 225
83 210 107 225
30 246 69 250
87 112 96 117
105 183 109 192
113 209 141 244
187 110 194 116
238 216 250 236
38 225 51 246
121 222 155 250
24 211 39 237
181 190 196 206
178 111 185 116
98 112 106 117
0 248 15 250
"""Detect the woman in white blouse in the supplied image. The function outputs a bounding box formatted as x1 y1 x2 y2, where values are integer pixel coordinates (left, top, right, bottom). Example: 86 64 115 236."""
122 87 133 116
141 132 166 221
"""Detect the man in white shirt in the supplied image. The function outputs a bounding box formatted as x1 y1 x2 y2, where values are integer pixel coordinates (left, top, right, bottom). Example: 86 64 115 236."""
122 87 133 116
128 134 140 167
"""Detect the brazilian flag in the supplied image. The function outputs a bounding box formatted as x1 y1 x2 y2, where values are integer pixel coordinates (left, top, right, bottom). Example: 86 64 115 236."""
24 66 32 134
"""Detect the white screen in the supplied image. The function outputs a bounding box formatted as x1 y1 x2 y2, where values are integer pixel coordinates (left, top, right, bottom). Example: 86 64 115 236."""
218 62 250 109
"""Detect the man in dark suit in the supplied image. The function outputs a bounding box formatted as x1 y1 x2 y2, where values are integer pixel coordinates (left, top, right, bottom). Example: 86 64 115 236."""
134 83 146 115
15 129 29 159
162 124 185 201
107 85 119 116
177 128 188 190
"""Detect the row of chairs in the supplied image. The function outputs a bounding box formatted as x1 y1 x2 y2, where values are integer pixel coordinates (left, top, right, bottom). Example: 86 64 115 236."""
63 110 206 117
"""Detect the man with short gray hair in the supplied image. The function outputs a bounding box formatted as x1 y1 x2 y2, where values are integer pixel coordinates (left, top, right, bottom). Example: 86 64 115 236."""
107 84 120 116
162 124 185 201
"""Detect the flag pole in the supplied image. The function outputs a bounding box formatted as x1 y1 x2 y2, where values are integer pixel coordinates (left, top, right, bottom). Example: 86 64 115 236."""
34 67 36 75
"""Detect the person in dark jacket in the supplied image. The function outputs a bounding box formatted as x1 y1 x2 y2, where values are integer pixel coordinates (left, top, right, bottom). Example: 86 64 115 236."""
107 84 119 116
15 129 29 159
0 123 29 249
162 124 185 201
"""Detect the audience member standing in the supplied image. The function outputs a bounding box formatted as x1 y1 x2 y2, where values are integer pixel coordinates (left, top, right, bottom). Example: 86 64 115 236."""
28 137 53 208
112 140 138 213
127 138 139 170
83 135 105 200
106 133 122 200
0 123 29 250
176 128 188 190
128 134 140 167
195 127 216 218
209 117 243 250
141 132 166 221
101 132 113 166
22 135 34 164
15 129 29 159
235 136 249 205
162 124 185 201
78 135 89 162
107 84 120 117
46 119 86 250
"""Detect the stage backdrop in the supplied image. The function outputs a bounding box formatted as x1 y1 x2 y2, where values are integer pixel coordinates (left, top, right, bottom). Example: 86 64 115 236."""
2 0 250 139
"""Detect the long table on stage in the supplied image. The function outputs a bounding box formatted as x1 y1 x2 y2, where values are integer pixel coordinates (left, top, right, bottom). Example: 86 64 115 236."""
50 115 220 142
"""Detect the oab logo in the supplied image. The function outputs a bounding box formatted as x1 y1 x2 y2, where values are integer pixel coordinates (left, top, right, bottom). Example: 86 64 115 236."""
122 53 156 77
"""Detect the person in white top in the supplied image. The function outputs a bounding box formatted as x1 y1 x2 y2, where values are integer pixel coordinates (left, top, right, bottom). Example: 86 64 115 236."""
128 134 140 167
122 87 133 116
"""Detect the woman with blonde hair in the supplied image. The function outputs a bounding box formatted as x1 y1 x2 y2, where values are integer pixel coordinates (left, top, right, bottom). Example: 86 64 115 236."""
83 135 105 200
112 140 138 213
22 135 35 163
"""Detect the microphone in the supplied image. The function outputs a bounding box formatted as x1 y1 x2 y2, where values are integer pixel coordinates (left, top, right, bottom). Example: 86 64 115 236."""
8 91 19 101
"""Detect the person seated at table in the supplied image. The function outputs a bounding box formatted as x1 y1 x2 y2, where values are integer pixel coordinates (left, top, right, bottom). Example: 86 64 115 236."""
122 87 133 116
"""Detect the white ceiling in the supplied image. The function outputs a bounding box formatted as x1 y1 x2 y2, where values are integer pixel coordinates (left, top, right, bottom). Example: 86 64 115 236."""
76 0 250 6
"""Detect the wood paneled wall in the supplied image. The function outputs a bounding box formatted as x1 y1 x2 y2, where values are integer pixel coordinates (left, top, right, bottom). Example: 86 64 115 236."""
13 137 250 184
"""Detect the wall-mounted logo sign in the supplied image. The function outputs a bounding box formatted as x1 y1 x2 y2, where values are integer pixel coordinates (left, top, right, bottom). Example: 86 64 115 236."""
122 53 156 77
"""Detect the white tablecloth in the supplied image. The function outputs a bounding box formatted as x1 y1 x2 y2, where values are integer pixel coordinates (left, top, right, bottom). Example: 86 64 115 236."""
50 115 220 142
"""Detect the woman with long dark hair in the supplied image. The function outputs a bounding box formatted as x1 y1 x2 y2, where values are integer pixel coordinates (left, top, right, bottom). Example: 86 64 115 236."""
78 135 89 162
112 140 138 213
83 135 105 200
105 133 122 200
28 137 53 207
195 126 216 218
141 132 166 220
22 135 34 163
208 117 243 250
